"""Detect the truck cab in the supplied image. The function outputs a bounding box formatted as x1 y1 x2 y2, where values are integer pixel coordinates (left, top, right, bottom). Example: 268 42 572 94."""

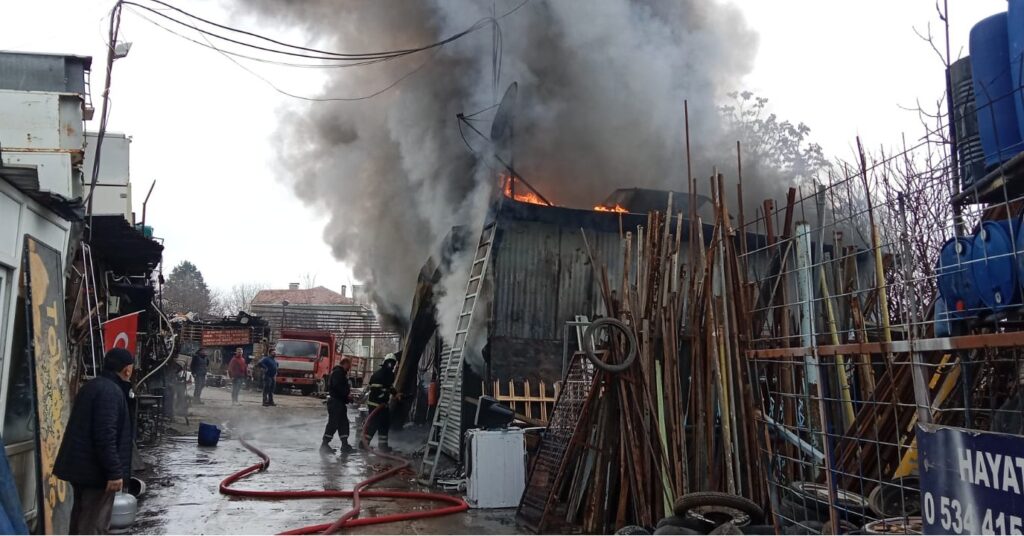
274 329 337 395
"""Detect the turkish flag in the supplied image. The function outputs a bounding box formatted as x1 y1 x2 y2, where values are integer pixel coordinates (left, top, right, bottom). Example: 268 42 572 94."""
102 312 141 354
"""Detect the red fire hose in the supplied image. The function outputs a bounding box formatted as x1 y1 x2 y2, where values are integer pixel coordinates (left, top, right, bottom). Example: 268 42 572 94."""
219 405 468 534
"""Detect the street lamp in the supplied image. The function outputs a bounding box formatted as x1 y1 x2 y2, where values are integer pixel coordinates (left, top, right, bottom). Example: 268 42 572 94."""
281 300 289 336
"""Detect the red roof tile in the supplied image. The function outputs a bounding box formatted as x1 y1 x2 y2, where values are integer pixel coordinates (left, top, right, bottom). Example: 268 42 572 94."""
251 286 353 306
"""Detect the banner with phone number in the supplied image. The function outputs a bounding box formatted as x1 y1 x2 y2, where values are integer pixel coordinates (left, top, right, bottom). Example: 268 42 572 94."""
918 423 1024 535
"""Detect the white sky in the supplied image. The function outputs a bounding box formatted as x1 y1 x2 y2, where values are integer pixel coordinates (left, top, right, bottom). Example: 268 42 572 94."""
3 0 1008 295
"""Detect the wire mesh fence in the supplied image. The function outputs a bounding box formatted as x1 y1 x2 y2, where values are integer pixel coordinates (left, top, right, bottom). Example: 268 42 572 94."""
738 106 1024 534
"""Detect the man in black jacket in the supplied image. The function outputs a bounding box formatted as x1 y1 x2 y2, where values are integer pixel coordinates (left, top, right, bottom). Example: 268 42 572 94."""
363 354 398 452
190 350 209 405
54 348 134 534
321 357 353 454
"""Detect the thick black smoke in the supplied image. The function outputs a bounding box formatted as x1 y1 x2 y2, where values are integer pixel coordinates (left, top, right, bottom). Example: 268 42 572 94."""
232 0 759 329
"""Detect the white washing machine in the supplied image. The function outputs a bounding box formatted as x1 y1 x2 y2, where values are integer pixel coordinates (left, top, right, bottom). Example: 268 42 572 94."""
465 428 527 508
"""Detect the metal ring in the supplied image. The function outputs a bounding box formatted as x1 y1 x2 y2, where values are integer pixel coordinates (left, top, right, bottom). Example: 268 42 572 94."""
582 318 638 373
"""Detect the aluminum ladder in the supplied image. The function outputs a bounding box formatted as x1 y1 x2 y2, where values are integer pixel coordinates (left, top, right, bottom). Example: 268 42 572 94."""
418 222 497 484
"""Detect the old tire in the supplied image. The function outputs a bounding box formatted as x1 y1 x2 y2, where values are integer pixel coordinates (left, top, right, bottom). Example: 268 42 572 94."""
776 498 825 523
787 482 869 525
674 492 765 524
741 525 776 535
710 522 744 535
654 525 700 535
782 520 823 535
615 526 652 535
582 318 638 373
658 515 714 533
657 516 694 529
821 519 859 535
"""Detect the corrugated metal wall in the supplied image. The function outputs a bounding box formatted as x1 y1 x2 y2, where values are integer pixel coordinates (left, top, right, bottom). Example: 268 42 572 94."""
490 215 632 342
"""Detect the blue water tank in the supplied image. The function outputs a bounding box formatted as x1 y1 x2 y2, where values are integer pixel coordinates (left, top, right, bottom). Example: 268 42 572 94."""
937 237 982 316
970 13 1023 169
970 220 1019 310
1009 0 1024 139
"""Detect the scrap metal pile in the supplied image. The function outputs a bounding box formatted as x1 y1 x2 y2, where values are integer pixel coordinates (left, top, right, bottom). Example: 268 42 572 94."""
514 135 1024 534
517 175 769 533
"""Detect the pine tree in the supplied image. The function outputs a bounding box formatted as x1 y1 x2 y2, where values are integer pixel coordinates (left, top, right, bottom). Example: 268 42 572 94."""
162 261 214 316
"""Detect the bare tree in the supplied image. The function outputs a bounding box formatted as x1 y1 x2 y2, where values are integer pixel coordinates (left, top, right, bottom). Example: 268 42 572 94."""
300 272 318 289
215 282 269 316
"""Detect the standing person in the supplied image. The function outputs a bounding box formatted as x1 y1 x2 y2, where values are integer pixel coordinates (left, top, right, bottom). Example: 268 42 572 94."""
363 354 398 452
228 348 247 405
258 350 279 407
321 357 353 454
190 350 209 405
53 348 134 534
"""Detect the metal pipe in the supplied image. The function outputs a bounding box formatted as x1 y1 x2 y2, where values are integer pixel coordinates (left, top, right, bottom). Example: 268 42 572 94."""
761 412 825 463
141 180 156 228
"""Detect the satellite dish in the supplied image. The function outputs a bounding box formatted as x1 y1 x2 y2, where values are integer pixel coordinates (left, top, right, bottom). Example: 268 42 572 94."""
490 82 518 143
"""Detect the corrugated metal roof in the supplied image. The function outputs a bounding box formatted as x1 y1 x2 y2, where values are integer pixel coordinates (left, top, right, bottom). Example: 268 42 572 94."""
0 51 90 94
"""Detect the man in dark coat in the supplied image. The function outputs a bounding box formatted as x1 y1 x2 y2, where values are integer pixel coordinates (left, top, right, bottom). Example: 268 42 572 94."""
258 350 279 407
321 357 353 454
54 348 134 534
363 354 398 451
190 350 209 405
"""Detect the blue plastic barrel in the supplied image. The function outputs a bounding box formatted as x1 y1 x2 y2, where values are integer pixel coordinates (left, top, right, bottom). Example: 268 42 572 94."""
198 422 221 447
1009 0 1024 139
969 220 1019 311
970 13 1023 169
937 237 982 316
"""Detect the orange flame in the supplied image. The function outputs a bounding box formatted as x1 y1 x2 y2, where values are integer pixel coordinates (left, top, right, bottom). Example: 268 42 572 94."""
503 178 547 206
594 204 628 213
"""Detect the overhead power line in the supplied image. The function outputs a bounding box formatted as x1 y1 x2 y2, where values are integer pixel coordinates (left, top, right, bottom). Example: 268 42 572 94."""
115 0 530 101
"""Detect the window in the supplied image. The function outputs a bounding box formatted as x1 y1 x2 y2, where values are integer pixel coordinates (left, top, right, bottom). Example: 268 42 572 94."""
274 340 319 358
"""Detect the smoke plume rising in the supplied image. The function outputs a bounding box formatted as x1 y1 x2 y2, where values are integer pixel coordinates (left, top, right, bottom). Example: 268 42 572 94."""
232 0 760 329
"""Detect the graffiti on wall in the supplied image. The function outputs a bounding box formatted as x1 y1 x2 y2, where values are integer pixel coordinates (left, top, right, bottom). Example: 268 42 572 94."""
23 236 72 534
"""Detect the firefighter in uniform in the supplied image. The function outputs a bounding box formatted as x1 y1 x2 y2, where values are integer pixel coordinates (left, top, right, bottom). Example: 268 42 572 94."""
363 354 399 451
321 357 353 454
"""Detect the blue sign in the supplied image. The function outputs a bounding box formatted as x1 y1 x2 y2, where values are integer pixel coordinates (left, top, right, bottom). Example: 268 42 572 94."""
918 424 1024 535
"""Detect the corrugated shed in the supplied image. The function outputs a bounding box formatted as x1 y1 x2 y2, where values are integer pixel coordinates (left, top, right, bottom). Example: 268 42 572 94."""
490 203 675 344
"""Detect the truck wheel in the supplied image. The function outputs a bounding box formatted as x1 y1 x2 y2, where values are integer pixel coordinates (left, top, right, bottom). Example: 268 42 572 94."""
300 386 314 396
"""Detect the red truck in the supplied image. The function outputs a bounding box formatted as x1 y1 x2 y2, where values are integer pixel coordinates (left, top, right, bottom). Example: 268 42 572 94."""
274 329 339 395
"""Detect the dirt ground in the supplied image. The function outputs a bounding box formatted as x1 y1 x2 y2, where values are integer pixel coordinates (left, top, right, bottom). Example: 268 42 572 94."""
129 382 524 534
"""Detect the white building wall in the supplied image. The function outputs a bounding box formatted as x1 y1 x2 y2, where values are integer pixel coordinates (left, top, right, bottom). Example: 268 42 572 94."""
0 179 71 525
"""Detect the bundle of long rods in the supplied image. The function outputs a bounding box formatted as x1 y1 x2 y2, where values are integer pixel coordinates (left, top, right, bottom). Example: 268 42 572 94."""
546 173 767 533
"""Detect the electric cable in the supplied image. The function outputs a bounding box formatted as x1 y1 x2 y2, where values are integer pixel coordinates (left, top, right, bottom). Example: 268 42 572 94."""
122 0 527 62
116 0 530 102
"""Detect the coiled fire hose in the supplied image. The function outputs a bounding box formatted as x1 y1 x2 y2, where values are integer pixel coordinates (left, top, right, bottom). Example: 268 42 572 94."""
219 405 469 534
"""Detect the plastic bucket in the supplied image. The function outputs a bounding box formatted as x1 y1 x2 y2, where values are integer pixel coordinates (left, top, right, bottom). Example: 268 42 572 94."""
198 422 221 447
